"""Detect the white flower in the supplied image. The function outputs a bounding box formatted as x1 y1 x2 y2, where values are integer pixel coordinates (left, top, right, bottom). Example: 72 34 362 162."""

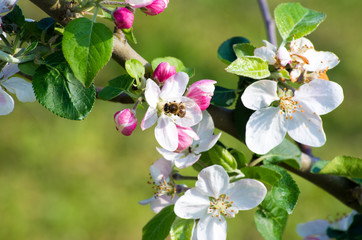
0 63 36 115
139 158 179 213
297 211 357 240
174 165 267 240
141 72 202 151
254 40 291 66
241 79 343 154
156 111 221 169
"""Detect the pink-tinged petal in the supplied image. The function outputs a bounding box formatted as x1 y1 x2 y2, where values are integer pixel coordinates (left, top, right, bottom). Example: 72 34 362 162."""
254 46 276 65
145 79 160 108
195 132 221 154
2 77 36 102
296 220 330 238
241 80 279 110
0 87 14 115
186 80 216 111
294 79 343 115
245 107 287 154
150 157 172 183
197 215 227 240
142 0 168 16
160 72 189 100
153 62 176 83
125 0 154 8
141 107 157 130
114 109 137 136
176 126 199 151
303 51 339 72
113 7 134 29
290 37 314 54
150 195 179 213
174 97 202 127
195 165 229 198
155 116 178 151
156 147 183 161
287 111 325 147
174 153 200 169
277 45 291 66
174 188 210 219
225 179 266 210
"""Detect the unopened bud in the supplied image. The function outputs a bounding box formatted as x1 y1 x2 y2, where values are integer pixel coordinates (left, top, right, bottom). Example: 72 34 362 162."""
186 80 216 111
142 0 169 16
153 62 176 83
113 7 134 29
114 109 137 136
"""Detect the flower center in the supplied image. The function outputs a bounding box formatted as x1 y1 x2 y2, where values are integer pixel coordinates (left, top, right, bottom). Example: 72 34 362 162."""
159 101 186 118
149 176 176 198
278 88 304 119
208 194 238 221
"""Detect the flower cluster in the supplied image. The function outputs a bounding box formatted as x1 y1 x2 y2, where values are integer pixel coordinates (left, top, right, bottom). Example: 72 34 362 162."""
241 38 344 154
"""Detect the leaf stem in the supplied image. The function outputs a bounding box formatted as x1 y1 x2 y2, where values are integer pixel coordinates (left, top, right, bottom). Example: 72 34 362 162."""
249 155 269 167
172 173 197 181
92 6 99 22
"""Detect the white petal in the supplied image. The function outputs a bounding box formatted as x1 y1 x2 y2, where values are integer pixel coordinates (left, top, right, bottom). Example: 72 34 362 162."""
174 97 202 127
245 107 287 154
225 179 266 210
262 40 277 52
193 110 215 138
0 63 19 79
160 72 188 100
2 77 35 102
145 79 160 108
197 215 227 240
175 153 200 169
139 197 155 205
150 195 179 213
196 132 221 153
290 37 314 54
276 46 291 66
296 220 330 238
241 80 279 110
141 107 157 130
195 165 229 198
254 46 276 65
287 111 325 147
174 188 210 219
125 0 154 8
155 116 178 151
0 87 14 115
304 51 339 71
150 157 173 183
156 147 183 161
294 79 343 115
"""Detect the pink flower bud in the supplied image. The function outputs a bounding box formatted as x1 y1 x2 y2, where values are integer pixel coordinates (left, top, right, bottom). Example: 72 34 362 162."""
114 109 137 136
113 7 134 29
186 80 216 111
142 0 169 16
153 62 176 83
176 126 199 152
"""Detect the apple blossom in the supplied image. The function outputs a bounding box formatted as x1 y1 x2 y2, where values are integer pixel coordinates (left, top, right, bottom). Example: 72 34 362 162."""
142 0 169 16
157 111 221 169
141 72 202 151
114 108 137 136
0 63 36 115
113 7 134 29
297 211 357 240
125 0 154 8
186 80 216 111
174 165 267 240
139 158 179 213
241 79 343 154
254 40 291 66
153 62 176 83
176 125 199 152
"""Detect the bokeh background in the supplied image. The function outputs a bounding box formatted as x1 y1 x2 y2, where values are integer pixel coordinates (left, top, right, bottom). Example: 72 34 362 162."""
1 0 361 239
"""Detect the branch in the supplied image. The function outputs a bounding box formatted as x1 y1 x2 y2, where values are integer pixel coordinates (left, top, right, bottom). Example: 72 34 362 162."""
257 0 277 45
28 0 361 212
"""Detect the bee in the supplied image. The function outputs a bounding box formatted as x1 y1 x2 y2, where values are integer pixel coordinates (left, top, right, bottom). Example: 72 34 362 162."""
163 101 186 118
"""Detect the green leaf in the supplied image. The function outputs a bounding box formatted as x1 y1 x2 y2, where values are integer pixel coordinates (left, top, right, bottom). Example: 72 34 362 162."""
210 86 238 107
254 192 288 240
97 75 134 100
229 148 247 169
240 167 282 186
125 59 145 81
33 53 95 120
233 43 256 58
18 61 39 76
318 156 362 178
170 218 195 240
263 138 302 169
225 56 270 79
122 27 137 44
310 160 329 173
262 165 299 214
62 18 113 87
270 69 290 80
217 36 250 64
151 57 194 78
274 3 326 42
142 205 177 240
2 5 25 34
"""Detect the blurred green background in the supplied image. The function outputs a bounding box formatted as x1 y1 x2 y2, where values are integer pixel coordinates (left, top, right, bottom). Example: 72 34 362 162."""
1 0 361 239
